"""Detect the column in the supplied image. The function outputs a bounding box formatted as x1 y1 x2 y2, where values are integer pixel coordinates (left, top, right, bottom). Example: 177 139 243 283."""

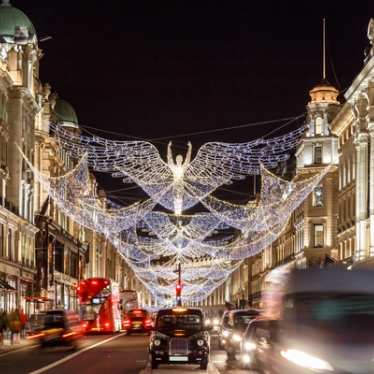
369 127 374 256
355 133 369 260
368 82 374 256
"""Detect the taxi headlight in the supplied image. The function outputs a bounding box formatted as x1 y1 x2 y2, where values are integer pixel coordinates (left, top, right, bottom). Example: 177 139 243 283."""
232 333 242 343
213 318 219 326
197 339 205 347
153 339 162 347
205 319 211 326
244 340 256 351
281 349 334 371
222 329 230 338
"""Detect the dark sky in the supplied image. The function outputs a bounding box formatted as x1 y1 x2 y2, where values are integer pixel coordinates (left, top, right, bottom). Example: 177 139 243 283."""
14 0 373 201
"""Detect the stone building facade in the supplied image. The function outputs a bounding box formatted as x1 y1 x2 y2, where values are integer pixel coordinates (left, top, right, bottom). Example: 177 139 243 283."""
207 18 374 309
0 1 149 314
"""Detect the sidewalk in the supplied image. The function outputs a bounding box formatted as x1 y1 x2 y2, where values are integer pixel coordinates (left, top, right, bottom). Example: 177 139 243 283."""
0 335 36 356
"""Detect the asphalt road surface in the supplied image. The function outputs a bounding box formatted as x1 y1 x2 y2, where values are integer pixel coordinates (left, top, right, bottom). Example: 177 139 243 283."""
0 334 256 374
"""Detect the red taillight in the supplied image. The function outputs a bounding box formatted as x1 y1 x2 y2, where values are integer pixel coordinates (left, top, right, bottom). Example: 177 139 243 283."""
145 318 152 326
62 332 75 339
91 280 98 285
123 318 131 327
104 322 110 328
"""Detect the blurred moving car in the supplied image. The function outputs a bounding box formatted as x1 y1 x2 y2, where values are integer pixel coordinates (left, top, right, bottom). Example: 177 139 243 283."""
260 268 374 373
218 310 230 349
27 312 46 336
149 307 210 370
123 308 152 334
240 319 278 371
221 309 260 360
29 310 83 349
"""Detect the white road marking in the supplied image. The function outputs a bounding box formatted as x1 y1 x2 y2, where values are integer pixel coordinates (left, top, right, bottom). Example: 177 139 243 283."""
28 333 126 374
0 344 37 357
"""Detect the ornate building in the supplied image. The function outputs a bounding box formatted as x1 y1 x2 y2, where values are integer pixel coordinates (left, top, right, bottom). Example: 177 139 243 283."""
0 1 150 314
208 18 374 309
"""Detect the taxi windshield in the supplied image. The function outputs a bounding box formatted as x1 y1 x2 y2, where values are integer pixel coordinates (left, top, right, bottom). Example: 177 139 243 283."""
157 313 202 332
44 312 65 329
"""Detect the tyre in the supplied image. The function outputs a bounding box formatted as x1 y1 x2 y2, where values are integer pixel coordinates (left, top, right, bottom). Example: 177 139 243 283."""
226 348 235 361
151 359 158 369
200 360 208 370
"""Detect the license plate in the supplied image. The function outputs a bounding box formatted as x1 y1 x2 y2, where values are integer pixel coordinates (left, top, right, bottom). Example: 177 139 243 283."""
169 356 188 362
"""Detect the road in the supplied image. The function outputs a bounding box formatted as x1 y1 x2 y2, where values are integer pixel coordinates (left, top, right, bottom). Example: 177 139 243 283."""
0 334 254 374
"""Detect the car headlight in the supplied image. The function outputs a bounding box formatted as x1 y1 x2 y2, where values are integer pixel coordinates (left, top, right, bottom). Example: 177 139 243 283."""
213 318 219 326
153 339 162 347
244 340 256 351
241 353 251 364
222 330 230 338
205 319 211 326
197 339 205 347
281 349 334 371
232 333 242 343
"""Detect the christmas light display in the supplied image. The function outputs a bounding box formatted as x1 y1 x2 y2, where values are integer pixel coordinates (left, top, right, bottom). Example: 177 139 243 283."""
51 123 306 213
20 121 331 305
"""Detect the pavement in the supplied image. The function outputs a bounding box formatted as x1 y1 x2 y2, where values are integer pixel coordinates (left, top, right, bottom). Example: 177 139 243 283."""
0 333 256 374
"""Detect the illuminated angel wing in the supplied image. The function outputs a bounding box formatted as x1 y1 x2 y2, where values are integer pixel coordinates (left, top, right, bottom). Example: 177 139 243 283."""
51 123 173 189
185 125 305 188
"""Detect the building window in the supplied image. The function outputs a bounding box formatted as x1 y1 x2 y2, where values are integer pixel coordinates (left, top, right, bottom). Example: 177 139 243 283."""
0 224 3 257
315 117 323 135
313 186 324 207
314 224 324 248
8 229 12 261
314 145 323 164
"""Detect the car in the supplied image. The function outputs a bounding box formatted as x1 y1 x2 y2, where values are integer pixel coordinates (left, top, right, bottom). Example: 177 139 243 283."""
218 310 230 349
30 310 83 349
240 319 278 371
262 268 374 373
221 309 260 360
149 307 210 370
123 308 152 334
26 312 46 336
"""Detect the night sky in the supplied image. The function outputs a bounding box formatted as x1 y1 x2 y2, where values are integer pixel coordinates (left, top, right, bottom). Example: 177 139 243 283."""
13 0 373 202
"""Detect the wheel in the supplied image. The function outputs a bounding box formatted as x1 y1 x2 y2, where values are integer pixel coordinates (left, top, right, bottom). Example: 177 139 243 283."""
151 359 158 369
200 360 208 370
226 348 235 361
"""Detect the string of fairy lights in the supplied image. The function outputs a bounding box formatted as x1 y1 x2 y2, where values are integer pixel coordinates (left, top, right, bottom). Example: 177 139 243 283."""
21 121 328 305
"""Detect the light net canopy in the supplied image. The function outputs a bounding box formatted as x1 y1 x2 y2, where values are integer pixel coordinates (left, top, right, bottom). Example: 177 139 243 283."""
22 123 328 305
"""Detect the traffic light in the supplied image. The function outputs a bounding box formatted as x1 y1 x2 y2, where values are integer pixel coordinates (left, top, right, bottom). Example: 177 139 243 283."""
176 282 182 297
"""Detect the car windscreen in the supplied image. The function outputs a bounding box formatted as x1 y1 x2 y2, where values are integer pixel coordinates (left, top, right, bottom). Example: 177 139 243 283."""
284 293 374 340
234 312 259 327
80 304 101 321
156 314 202 332
128 310 147 320
44 312 65 329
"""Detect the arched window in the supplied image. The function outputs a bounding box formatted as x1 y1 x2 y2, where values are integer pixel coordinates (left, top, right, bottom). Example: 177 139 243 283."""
315 117 323 135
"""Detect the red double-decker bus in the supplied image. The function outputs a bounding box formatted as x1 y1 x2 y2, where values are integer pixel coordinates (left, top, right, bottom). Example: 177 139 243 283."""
77 278 121 333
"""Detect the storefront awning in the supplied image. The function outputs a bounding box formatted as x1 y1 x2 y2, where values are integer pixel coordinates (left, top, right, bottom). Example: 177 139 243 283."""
0 279 16 292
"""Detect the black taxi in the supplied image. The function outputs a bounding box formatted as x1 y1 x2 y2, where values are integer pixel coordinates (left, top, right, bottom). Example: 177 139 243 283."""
149 307 210 370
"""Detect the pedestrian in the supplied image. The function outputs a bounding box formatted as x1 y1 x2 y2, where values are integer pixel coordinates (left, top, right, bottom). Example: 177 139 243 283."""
0 309 6 345
7 309 21 344
19 309 27 339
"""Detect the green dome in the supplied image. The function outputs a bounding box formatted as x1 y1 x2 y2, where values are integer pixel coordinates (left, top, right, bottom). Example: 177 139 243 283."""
54 99 79 128
0 1 36 40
